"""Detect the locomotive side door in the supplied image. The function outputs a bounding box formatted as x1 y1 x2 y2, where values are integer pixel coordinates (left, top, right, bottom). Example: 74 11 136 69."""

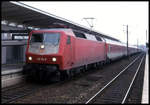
64 35 74 69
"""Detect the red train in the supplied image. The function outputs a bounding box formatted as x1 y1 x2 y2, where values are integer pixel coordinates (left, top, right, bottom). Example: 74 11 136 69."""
23 28 140 82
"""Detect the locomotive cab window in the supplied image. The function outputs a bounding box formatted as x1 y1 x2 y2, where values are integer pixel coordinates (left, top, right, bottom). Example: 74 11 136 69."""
67 36 71 44
30 33 43 42
29 32 60 54
30 33 60 45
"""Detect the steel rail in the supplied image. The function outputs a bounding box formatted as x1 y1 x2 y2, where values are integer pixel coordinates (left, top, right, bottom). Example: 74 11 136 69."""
2 76 70 104
2 82 26 92
2 88 39 104
85 53 143 104
121 55 145 104
2 84 43 104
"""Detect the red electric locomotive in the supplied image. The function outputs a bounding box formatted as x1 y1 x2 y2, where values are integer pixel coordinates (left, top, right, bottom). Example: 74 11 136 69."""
23 28 106 82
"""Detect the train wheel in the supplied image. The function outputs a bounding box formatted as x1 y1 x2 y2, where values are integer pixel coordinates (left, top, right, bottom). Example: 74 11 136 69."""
69 69 74 77
66 70 72 79
50 71 61 83
43 70 51 84
32 70 38 82
96 62 100 69
60 70 71 80
94 63 98 70
38 70 43 83
106 57 111 64
60 70 66 80
81 66 86 73
84 65 88 71
91 63 97 70
29 69 36 81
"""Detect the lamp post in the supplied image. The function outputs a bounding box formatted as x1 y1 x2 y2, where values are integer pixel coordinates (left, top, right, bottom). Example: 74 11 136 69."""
123 24 129 56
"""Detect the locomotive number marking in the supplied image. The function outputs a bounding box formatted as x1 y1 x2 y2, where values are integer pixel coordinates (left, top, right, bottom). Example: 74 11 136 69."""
37 58 47 61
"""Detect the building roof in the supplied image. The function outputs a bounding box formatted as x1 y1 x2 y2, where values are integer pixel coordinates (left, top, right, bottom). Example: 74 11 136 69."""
2 1 120 42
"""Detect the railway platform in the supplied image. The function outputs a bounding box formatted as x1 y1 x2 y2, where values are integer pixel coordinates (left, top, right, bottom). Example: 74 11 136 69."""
142 53 149 104
1 64 25 88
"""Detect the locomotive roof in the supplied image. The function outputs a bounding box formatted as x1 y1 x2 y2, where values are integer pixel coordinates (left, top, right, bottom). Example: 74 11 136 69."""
32 28 75 36
32 28 129 46
34 28 71 31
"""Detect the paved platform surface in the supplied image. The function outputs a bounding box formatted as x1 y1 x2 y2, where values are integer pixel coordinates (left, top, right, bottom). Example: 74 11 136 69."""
1 64 24 75
142 53 149 104
1 64 25 88
2 63 24 71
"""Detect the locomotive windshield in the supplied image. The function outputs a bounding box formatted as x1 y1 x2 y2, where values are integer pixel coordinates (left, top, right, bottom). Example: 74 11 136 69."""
28 33 60 54
30 33 60 45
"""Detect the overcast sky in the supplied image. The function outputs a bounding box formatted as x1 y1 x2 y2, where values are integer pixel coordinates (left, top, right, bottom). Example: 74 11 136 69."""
22 1 148 46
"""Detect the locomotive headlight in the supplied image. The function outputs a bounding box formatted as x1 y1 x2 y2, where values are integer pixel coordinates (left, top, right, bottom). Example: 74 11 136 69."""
28 56 32 61
40 45 45 49
52 57 57 62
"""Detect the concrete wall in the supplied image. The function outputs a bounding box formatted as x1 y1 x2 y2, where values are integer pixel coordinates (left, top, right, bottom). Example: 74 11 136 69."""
2 47 6 64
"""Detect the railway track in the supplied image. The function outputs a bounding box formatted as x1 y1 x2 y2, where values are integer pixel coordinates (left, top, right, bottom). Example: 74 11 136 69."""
85 53 145 104
1 53 144 104
1 82 44 104
1 76 71 104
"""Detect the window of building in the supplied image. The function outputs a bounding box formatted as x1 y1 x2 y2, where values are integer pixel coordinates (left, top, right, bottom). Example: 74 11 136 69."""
2 33 12 40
